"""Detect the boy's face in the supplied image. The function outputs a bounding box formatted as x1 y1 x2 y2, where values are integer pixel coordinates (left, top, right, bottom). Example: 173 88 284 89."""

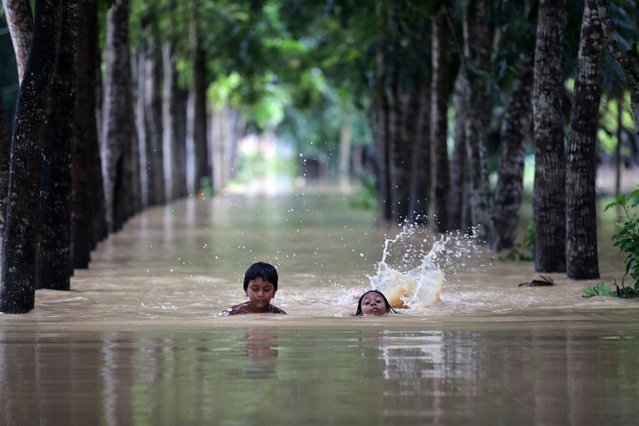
246 277 276 311
361 292 386 316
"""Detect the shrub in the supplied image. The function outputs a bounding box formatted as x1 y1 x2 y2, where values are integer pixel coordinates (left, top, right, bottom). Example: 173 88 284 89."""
606 188 639 291
583 188 639 298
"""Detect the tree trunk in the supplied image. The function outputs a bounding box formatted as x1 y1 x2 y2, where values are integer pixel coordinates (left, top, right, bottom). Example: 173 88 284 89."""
595 0 639 134
37 0 78 290
614 95 623 201
566 0 603 280
72 0 105 268
228 108 244 181
0 0 61 314
403 81 423 223
448 72 468 231
430 12 450 232
128 10 143 216
191 19 210 194
93 35 108 240
387 76 413 224
167 49 188 200
0 95 8 236
2 0 33 83
463 0 494 243
135 50 148 206
492 57 534 251
211 104 238 192
533 0 567 273
369 100 391 222
103 0 135 233
162 0 187 201
338 113 351 190
143 22 165 206
408 84 430 225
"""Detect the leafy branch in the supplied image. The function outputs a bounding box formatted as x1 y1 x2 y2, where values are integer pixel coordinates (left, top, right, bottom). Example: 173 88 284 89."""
584 188 639 297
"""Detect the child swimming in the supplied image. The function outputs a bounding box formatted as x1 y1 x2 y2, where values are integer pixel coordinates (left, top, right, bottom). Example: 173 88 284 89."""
222 262 287 316
355 290 397 316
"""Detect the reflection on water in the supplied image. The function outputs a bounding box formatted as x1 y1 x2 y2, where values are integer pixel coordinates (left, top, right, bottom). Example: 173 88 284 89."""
1 190 639 424
2 323 639 424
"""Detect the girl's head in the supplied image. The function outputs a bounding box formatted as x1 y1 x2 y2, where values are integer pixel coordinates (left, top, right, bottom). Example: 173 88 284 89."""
355 290 397 316
243 262 278 292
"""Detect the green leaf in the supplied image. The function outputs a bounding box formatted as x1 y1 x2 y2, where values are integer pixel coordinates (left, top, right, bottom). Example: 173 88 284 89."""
617 194 628 206
583 282 614 297
604 200 619 211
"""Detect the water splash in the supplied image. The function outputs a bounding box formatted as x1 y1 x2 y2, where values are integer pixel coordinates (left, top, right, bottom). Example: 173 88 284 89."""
369 223 478 309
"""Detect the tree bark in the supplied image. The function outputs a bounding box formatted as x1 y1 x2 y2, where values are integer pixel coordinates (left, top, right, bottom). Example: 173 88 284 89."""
566 0 603 279
93 34 108 237
370 99 392 222
430 12 450 232
0 94 8 236
614 95 623 200
462 0 494 243
128 7 142 216
448 72 468 231
228 108 244 180
338 113 351 189
143 21 165 206
2 0 33 83
408 84 430 225
387 75 413 224
191 19 210 194
103 0 135 233
72 0 105 268
167 50 188 200
595 0 639 134
37 0 78 290
533 0 567 273
0 0 61 313
162 0 187 201
492 57 534 251
134 50 146 208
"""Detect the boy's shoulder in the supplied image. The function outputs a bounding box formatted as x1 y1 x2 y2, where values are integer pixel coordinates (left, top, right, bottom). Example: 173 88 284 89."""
220 302 286 316
221 302 252 316
268 304 286 314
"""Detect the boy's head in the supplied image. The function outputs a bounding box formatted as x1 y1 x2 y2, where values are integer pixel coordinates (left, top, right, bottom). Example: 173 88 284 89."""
243 262 278 292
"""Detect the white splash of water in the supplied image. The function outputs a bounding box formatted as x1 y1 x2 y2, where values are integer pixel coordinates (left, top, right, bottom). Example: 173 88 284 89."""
369 223 478 309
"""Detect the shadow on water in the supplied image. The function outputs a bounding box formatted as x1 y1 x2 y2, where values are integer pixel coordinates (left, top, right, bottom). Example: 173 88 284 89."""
1 188 639 424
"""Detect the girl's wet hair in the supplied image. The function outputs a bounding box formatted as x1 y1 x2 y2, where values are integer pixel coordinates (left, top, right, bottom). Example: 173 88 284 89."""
355 290 398 316
243 262 279 291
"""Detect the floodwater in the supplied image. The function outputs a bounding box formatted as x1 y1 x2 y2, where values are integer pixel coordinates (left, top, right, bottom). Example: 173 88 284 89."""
2 187 639 425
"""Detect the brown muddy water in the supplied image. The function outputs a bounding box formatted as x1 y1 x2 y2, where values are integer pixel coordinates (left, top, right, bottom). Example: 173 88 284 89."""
1 188 639 425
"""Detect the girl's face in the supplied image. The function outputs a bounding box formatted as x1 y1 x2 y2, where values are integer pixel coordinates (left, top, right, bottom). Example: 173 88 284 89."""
360 292 386 316
246 278 276 312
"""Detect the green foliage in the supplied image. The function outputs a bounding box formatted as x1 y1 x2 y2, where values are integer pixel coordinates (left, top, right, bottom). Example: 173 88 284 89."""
597 94 634 156
605 188 639 290
502 222 535 261
345 176 378 211
198 177 214 198
119 0 639 194
582 281 639 298
232 148 296 186
585 188 639 298
583 282 615 298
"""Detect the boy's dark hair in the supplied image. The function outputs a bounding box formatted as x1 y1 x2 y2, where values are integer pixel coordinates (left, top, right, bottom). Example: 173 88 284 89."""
243 262 279 291
355 290 397 316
